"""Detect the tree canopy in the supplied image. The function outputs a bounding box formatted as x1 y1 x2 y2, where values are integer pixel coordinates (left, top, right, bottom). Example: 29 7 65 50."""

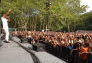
0 0 91 32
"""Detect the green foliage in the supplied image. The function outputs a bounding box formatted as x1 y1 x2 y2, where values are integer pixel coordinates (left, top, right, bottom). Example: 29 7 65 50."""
78 12 92 30
0 0 87 31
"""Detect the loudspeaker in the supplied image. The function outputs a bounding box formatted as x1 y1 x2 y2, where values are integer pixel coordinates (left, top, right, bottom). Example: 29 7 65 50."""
33 43 45 52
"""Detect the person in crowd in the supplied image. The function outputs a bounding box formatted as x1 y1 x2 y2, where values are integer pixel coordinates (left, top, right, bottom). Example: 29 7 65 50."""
79 43 90 63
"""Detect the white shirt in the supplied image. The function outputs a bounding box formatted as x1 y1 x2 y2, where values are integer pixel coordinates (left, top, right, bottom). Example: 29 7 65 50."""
1 17 9 30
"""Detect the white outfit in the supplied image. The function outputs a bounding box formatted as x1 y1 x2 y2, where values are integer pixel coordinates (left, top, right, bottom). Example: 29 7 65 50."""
1 17 9 41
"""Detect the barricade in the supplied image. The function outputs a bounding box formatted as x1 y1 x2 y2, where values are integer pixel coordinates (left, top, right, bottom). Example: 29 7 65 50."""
88 53 92 63
44 42 81 63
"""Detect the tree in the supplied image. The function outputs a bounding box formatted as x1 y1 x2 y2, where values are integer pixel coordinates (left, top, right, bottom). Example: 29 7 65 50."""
0 0 87 31
48 0 87 31
77 11 92 30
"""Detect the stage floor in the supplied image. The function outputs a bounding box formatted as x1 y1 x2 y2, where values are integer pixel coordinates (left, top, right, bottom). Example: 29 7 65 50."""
0 41 66 63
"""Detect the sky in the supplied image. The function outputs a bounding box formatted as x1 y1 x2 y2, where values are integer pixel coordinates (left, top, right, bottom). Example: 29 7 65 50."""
81 0 92 12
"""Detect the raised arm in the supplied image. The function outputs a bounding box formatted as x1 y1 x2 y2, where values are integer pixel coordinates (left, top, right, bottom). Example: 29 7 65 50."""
3 9 12 21
6 9 12 15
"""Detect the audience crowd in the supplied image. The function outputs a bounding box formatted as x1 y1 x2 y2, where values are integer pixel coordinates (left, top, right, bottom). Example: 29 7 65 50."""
12 31 92 63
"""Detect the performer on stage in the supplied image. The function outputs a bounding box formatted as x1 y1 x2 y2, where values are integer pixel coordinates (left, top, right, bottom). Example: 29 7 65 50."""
1 9 12 43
